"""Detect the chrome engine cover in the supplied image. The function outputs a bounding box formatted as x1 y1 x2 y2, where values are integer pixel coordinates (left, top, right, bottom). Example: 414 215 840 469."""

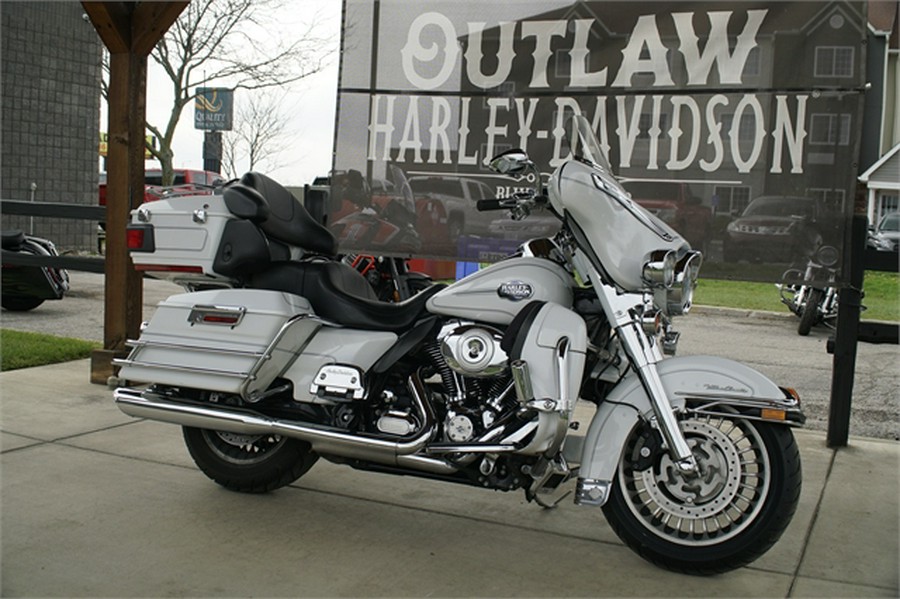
438 322 508 378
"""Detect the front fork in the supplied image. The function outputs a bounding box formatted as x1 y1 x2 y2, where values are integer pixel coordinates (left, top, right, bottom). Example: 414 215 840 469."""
587 268 698 474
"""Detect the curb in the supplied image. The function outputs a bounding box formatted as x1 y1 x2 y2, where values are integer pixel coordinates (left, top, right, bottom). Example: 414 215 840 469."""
690 304 795 321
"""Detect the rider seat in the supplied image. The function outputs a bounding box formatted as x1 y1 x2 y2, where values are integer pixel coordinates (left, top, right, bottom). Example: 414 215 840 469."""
251 260 444 332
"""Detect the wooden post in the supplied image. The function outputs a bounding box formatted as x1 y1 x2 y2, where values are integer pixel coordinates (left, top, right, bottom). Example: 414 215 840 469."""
82 2 187 383
89 51 147 384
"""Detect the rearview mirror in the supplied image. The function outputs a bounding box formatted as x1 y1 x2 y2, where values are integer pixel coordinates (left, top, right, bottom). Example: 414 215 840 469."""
488 149 533 178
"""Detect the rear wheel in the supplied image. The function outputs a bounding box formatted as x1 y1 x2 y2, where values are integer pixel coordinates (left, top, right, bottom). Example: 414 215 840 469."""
183 427 318 493
2 295 44 311
602 412 801 575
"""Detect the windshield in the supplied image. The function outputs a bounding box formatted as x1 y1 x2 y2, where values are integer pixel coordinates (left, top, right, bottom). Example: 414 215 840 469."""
879 212 899 232
389 165 415 213
566 114 613 173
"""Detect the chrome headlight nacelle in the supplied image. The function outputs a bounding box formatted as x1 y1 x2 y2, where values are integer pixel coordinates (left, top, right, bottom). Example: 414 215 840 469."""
665 251 703 315
642 250 677 289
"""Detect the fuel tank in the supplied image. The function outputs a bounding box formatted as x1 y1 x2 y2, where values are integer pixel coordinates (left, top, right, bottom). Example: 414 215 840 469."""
426 257 573 325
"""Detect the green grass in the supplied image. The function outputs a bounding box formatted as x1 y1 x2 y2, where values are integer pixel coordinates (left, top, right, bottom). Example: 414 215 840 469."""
694 271 899 322
0 329 100 372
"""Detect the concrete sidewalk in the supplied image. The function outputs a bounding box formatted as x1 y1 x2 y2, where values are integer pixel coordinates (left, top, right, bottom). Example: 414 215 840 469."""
1 359 898 597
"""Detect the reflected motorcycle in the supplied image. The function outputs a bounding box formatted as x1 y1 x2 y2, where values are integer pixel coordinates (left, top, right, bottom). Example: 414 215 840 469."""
329 166 421 254
1 229 69 311
777 245 842 336
343 254 432 302
114 115 804 575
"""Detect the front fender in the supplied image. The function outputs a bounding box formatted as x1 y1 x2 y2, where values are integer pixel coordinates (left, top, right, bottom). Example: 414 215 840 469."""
576 355 800 503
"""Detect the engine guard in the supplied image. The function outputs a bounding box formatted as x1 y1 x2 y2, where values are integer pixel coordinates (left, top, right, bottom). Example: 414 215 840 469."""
572 355 804 507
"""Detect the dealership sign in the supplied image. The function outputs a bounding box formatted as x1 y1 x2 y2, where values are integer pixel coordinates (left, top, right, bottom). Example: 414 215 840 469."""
334 1 866 280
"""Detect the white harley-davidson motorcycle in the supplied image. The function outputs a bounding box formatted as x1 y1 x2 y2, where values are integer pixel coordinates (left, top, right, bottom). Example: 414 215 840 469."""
115 116 803 574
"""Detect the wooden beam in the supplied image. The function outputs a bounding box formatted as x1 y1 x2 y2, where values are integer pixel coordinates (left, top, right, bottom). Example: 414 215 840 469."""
132 2 189 56
82 2 132 54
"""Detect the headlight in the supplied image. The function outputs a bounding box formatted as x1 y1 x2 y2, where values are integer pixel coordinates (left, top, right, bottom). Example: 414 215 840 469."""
666 251 703 315
815 245 839 267
642 250 676 289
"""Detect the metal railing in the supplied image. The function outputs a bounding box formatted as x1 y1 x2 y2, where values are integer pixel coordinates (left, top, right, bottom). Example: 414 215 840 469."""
1 199 105 273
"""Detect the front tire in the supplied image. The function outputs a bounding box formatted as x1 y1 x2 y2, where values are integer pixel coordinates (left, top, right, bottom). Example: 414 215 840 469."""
798 288 823 336
183 427 318 493
602 412 802 575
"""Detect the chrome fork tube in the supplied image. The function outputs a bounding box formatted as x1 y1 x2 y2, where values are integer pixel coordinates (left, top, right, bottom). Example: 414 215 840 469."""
615 322 696 472
580 259 697 473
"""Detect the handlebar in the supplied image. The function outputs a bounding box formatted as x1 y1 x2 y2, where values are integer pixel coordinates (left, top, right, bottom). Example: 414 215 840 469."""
476 199 505 212
476 195 548 212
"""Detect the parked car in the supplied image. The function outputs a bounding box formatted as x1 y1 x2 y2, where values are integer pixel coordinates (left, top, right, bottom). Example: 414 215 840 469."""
723 195 838 263
620 180 712 252
407 175 495 238
867 211 899 252
99 168 225 206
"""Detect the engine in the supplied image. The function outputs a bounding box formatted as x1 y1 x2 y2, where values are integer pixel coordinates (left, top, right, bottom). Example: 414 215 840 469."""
438 321 508 377
428 321 518 444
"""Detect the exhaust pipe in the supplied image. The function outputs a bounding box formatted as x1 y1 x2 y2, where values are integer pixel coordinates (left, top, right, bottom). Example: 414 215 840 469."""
114 374 456 474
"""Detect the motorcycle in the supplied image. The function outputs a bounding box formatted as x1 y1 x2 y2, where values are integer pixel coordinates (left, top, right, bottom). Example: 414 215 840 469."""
1 229 69 311
777 245 842 336
343 253 433 302
328 166 421 254
114 115 804 575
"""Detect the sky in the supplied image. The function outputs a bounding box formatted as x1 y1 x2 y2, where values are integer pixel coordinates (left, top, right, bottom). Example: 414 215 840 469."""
135 1 343 187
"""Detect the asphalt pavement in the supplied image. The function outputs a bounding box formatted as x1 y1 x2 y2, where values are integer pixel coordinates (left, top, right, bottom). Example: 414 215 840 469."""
1 271 898 596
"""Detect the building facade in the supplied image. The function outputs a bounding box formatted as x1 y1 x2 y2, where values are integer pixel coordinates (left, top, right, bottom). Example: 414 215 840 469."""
1 2 102 252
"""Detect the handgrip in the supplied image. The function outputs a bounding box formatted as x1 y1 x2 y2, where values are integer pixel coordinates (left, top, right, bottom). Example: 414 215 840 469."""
476 199 504 211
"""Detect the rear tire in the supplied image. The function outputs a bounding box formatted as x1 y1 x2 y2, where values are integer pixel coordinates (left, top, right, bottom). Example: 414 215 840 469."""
2 295 45 311
602 412 802 575
183 427 318 493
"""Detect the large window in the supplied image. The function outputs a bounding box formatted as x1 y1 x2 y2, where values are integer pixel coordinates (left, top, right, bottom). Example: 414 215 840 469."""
714 185 751 215
810 114 851 145
815 47 854 77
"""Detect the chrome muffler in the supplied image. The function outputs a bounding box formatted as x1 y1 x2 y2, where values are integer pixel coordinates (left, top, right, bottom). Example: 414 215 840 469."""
114 374 456 474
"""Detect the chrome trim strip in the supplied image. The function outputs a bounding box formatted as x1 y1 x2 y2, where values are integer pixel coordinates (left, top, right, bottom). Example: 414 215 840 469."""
121 339 264 358
112 359 250 378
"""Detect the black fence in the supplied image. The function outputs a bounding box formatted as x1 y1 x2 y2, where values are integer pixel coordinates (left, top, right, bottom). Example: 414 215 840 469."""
1 199 105 273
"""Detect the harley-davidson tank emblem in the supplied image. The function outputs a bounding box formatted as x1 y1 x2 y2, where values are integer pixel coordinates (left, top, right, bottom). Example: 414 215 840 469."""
497 280 533 301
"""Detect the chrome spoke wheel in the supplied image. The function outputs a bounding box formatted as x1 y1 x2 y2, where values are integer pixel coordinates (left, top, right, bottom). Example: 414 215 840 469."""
201 429 287 466
619 414 770 546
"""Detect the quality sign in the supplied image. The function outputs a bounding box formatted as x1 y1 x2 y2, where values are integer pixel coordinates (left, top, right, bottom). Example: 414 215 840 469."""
194 88 233 131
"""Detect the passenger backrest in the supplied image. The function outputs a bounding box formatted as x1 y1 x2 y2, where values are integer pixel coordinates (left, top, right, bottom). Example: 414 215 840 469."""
239 172 338 257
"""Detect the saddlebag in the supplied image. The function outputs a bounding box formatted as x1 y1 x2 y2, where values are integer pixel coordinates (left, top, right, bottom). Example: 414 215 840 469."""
116 289 322 401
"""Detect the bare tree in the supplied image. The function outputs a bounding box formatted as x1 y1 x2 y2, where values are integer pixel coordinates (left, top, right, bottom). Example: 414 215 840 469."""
221 90 293 179
105 0 331 184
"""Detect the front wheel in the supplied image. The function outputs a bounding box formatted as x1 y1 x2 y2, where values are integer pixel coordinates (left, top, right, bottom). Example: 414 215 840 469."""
182 427 318 493
602 412 802 575
798 288 823 336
